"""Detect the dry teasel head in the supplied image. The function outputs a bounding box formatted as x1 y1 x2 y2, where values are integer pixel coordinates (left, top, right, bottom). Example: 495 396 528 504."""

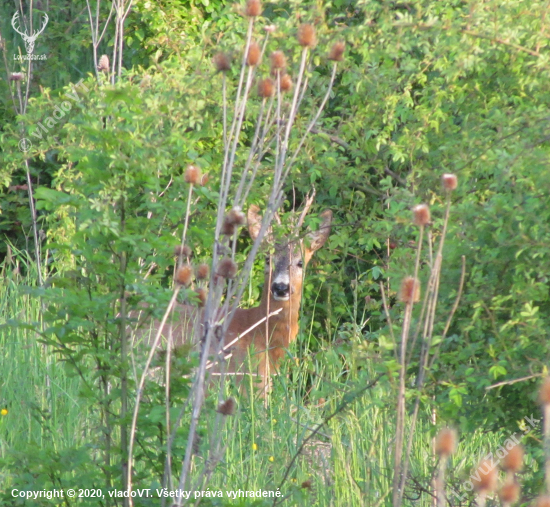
297 24 316 48
501 444 523 473
98 54 110 73
217 398 236 415
221 221 235 236
442 173 458 191
245 0 261 17
175 265 193 286
9 72 23 82
257 78 275 98
328 41 345 62
399 276 420 304
270 51 286 72
227 207 246 225
217 258 237 279
413 204 431 226
280 74 293 92
435 428 457 458
472 459 498 493
222 207 246 235
196 263 210 280
195 287 207 307
213 52 231 72
184 164 202 184
498 480 520 505
174 244 192 258
246 41 261 66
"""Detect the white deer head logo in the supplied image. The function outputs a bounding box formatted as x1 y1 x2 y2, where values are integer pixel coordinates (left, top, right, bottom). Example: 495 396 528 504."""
11 12 49 55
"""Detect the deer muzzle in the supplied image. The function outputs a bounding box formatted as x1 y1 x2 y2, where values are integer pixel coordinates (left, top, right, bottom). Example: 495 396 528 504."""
271 282 290 301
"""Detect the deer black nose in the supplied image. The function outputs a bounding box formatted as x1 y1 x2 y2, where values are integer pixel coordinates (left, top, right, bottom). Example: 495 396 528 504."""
272 282 289 298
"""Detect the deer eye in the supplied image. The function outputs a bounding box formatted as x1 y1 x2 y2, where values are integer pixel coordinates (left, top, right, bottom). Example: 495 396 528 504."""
297 260 303 269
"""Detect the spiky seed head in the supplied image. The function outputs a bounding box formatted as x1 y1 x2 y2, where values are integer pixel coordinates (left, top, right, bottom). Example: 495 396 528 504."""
498 481 520 504
9 72 23 81
301 480 312 489
245 0 261 17
328 41 345 61
280 74 293 92
297 24 317 48
435 428 457 457
413 204 431 226
98 54 110 73
221 207 244 235
246 41 261 66
258 78 275 98
174 244 192 257
442 173 458 191
472 460 498 493
502 444 523 472
201 173 209 186
195 287 207 307
217 398 236 415
196 263 210 280
270 51 286 71
213 52 231 72
399 276 421 304
264 24 276 33
539 376 550 405
227 207 246 225
535 496 550 507
221 221 235 236
175 265 193 286
184 164 201 184
217 258 237 279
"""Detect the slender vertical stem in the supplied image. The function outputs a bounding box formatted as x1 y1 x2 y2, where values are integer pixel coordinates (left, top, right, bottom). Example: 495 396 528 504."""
545 403 550 493
23 159 43 287
222 73 227 150
180 184 194 252
120 255 128 507
127 289 181 500
476 492 487 507
392 299 411 507
436 459 446 507
397 226 424 501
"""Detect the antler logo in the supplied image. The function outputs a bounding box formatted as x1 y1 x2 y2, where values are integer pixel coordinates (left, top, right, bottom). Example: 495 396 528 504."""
11 12 49 55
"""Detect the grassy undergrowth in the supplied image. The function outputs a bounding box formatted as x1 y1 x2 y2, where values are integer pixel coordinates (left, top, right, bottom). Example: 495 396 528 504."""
0 250 535 506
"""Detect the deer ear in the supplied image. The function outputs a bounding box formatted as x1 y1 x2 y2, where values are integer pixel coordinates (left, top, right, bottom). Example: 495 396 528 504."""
305 209 332 252
247 205 263 241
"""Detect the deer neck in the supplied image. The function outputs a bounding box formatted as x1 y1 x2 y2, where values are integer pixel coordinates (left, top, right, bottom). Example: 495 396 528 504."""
258 291 301 347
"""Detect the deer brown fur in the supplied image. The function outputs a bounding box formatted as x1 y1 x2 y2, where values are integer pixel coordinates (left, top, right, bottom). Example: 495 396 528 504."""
211 205 332 391
136 204 332 392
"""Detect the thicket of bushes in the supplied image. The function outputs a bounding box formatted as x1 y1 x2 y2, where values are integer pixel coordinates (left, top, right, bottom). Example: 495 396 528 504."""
1 0 550 505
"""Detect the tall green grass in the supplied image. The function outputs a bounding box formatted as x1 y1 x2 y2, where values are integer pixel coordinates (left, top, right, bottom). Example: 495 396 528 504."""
0 248 83 487
0 249 529 506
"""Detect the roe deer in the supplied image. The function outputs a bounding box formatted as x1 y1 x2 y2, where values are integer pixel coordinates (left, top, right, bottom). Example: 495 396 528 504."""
209 204 332 392
135 204 332 392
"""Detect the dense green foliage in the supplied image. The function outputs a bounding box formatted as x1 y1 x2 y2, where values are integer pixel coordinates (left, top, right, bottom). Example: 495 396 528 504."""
1 0 550 505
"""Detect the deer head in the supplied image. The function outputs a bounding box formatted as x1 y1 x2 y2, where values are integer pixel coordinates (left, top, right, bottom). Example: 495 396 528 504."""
247 204 333 306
